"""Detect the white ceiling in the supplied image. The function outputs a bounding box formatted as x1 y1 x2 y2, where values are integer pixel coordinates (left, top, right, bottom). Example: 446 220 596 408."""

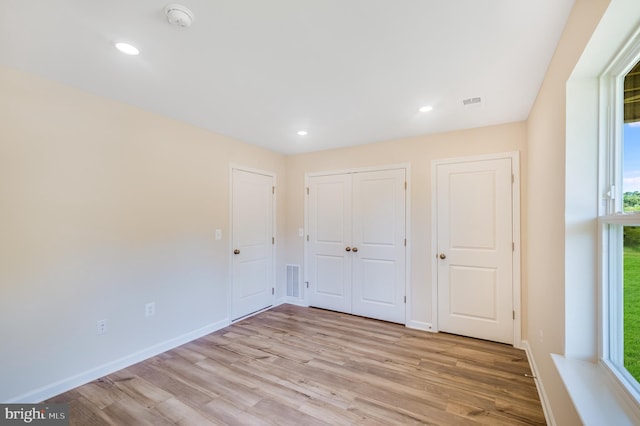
0 0 574 154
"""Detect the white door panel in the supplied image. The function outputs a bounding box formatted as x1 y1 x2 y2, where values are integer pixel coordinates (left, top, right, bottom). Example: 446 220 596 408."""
449 266 497 320
308 168 406 324
352 169 406 323
437 158 513 344
312 254 350 313
308 174 352 313
231 169 274 320
316 180 350 243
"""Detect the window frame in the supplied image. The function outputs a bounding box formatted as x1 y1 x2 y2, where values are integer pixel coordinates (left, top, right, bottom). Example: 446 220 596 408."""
599 32 640 406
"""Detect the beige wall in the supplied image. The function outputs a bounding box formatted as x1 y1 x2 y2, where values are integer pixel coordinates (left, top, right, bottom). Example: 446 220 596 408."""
526 0 611 424
0 62 528 401
0 65 287 401
285 123 527 328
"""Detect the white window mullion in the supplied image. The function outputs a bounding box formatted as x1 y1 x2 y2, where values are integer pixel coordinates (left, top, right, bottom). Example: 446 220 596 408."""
608 224 624 365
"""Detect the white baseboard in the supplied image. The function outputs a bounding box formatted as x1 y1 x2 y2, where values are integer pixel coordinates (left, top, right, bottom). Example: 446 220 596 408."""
8 318 230 403
283 297 308 307
521 340 555 426
406 320 434 332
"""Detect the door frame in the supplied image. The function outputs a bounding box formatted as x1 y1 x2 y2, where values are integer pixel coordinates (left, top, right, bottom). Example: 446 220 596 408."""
229 165 277 322
431 152 521 347
303 163 412 324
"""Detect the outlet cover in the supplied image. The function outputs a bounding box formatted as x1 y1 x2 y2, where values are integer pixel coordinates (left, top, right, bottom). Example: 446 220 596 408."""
145 302 155 317
96 319 108 335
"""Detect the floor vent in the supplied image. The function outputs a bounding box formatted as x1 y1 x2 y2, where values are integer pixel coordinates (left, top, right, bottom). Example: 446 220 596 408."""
286 264 301 298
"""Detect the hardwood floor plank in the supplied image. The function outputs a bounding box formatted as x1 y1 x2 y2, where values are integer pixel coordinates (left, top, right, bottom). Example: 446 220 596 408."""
195 358 316 410
446 399 545 426
234 356 358 411
101 397 174 426
107 372 173 408
298 398 381 426
123 362 215 409
199 398 271 426
163 358 263 409
346 397 430 426
495 397 547 425
170 345 208 364
46 305 546 425
74 379 127 410
352 394 480 426
183 339 247 365
248 398 329 426
67 396 116 426
305 357 450 411
155 397 219 426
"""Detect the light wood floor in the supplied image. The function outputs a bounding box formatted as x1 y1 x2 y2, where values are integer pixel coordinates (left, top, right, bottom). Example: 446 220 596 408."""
46 304 546 425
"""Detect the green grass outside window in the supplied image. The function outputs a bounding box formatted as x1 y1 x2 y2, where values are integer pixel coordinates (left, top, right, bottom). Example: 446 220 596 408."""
624 246 640 380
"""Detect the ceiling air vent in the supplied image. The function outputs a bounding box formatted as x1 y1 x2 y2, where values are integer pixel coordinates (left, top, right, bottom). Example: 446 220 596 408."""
462 97 482 108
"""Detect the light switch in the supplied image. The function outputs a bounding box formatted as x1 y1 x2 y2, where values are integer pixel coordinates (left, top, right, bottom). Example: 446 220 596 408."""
215 229 222 240
298 228 304 237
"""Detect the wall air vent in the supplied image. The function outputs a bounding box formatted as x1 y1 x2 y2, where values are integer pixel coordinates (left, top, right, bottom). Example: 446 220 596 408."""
286 264 301 298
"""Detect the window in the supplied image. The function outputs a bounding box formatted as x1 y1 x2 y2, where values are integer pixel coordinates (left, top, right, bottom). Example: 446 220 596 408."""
601 41 640 404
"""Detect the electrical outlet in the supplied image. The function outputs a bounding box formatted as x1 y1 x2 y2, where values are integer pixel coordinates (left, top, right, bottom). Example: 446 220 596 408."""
96 319 108 335
145 302 155 317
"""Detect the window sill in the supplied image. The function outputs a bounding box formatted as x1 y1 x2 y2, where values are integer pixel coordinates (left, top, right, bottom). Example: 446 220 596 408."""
552 354 640 426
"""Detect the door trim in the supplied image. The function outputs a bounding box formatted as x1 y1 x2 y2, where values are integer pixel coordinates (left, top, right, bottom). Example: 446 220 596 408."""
303 163 411 325
431 152 521 347
229 165 277 323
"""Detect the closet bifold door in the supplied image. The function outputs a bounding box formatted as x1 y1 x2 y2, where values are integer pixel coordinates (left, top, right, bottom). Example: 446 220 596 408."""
351 169 406 323
307 168 406 324
307 173 353 313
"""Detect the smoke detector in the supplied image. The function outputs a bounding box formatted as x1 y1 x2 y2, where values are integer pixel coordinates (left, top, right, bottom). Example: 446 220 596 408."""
164 4 194 28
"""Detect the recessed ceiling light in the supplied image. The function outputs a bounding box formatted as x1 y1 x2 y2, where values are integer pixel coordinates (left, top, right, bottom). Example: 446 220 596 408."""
115 42 139 56
297 130 308 136
419 106 433 113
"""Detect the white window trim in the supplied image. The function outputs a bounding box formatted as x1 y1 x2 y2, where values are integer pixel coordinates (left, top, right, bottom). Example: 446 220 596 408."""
599 216 640 406
598 28 640 411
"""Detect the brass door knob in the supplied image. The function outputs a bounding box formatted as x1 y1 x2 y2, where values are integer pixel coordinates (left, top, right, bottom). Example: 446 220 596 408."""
352 247 358 253
234 249 240 255
439 253 446 259
345 246 351 252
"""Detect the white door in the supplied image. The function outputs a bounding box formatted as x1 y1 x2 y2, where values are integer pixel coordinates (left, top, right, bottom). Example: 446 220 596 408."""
352 169 406 323
436 158 514 344
307 174 353 313
231 169 275 320
308 169 406 324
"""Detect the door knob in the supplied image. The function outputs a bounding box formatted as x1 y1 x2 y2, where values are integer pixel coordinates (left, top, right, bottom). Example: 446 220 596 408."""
345 246 351 252
439 253 446 259
352 247 358 253
234 249 240 255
